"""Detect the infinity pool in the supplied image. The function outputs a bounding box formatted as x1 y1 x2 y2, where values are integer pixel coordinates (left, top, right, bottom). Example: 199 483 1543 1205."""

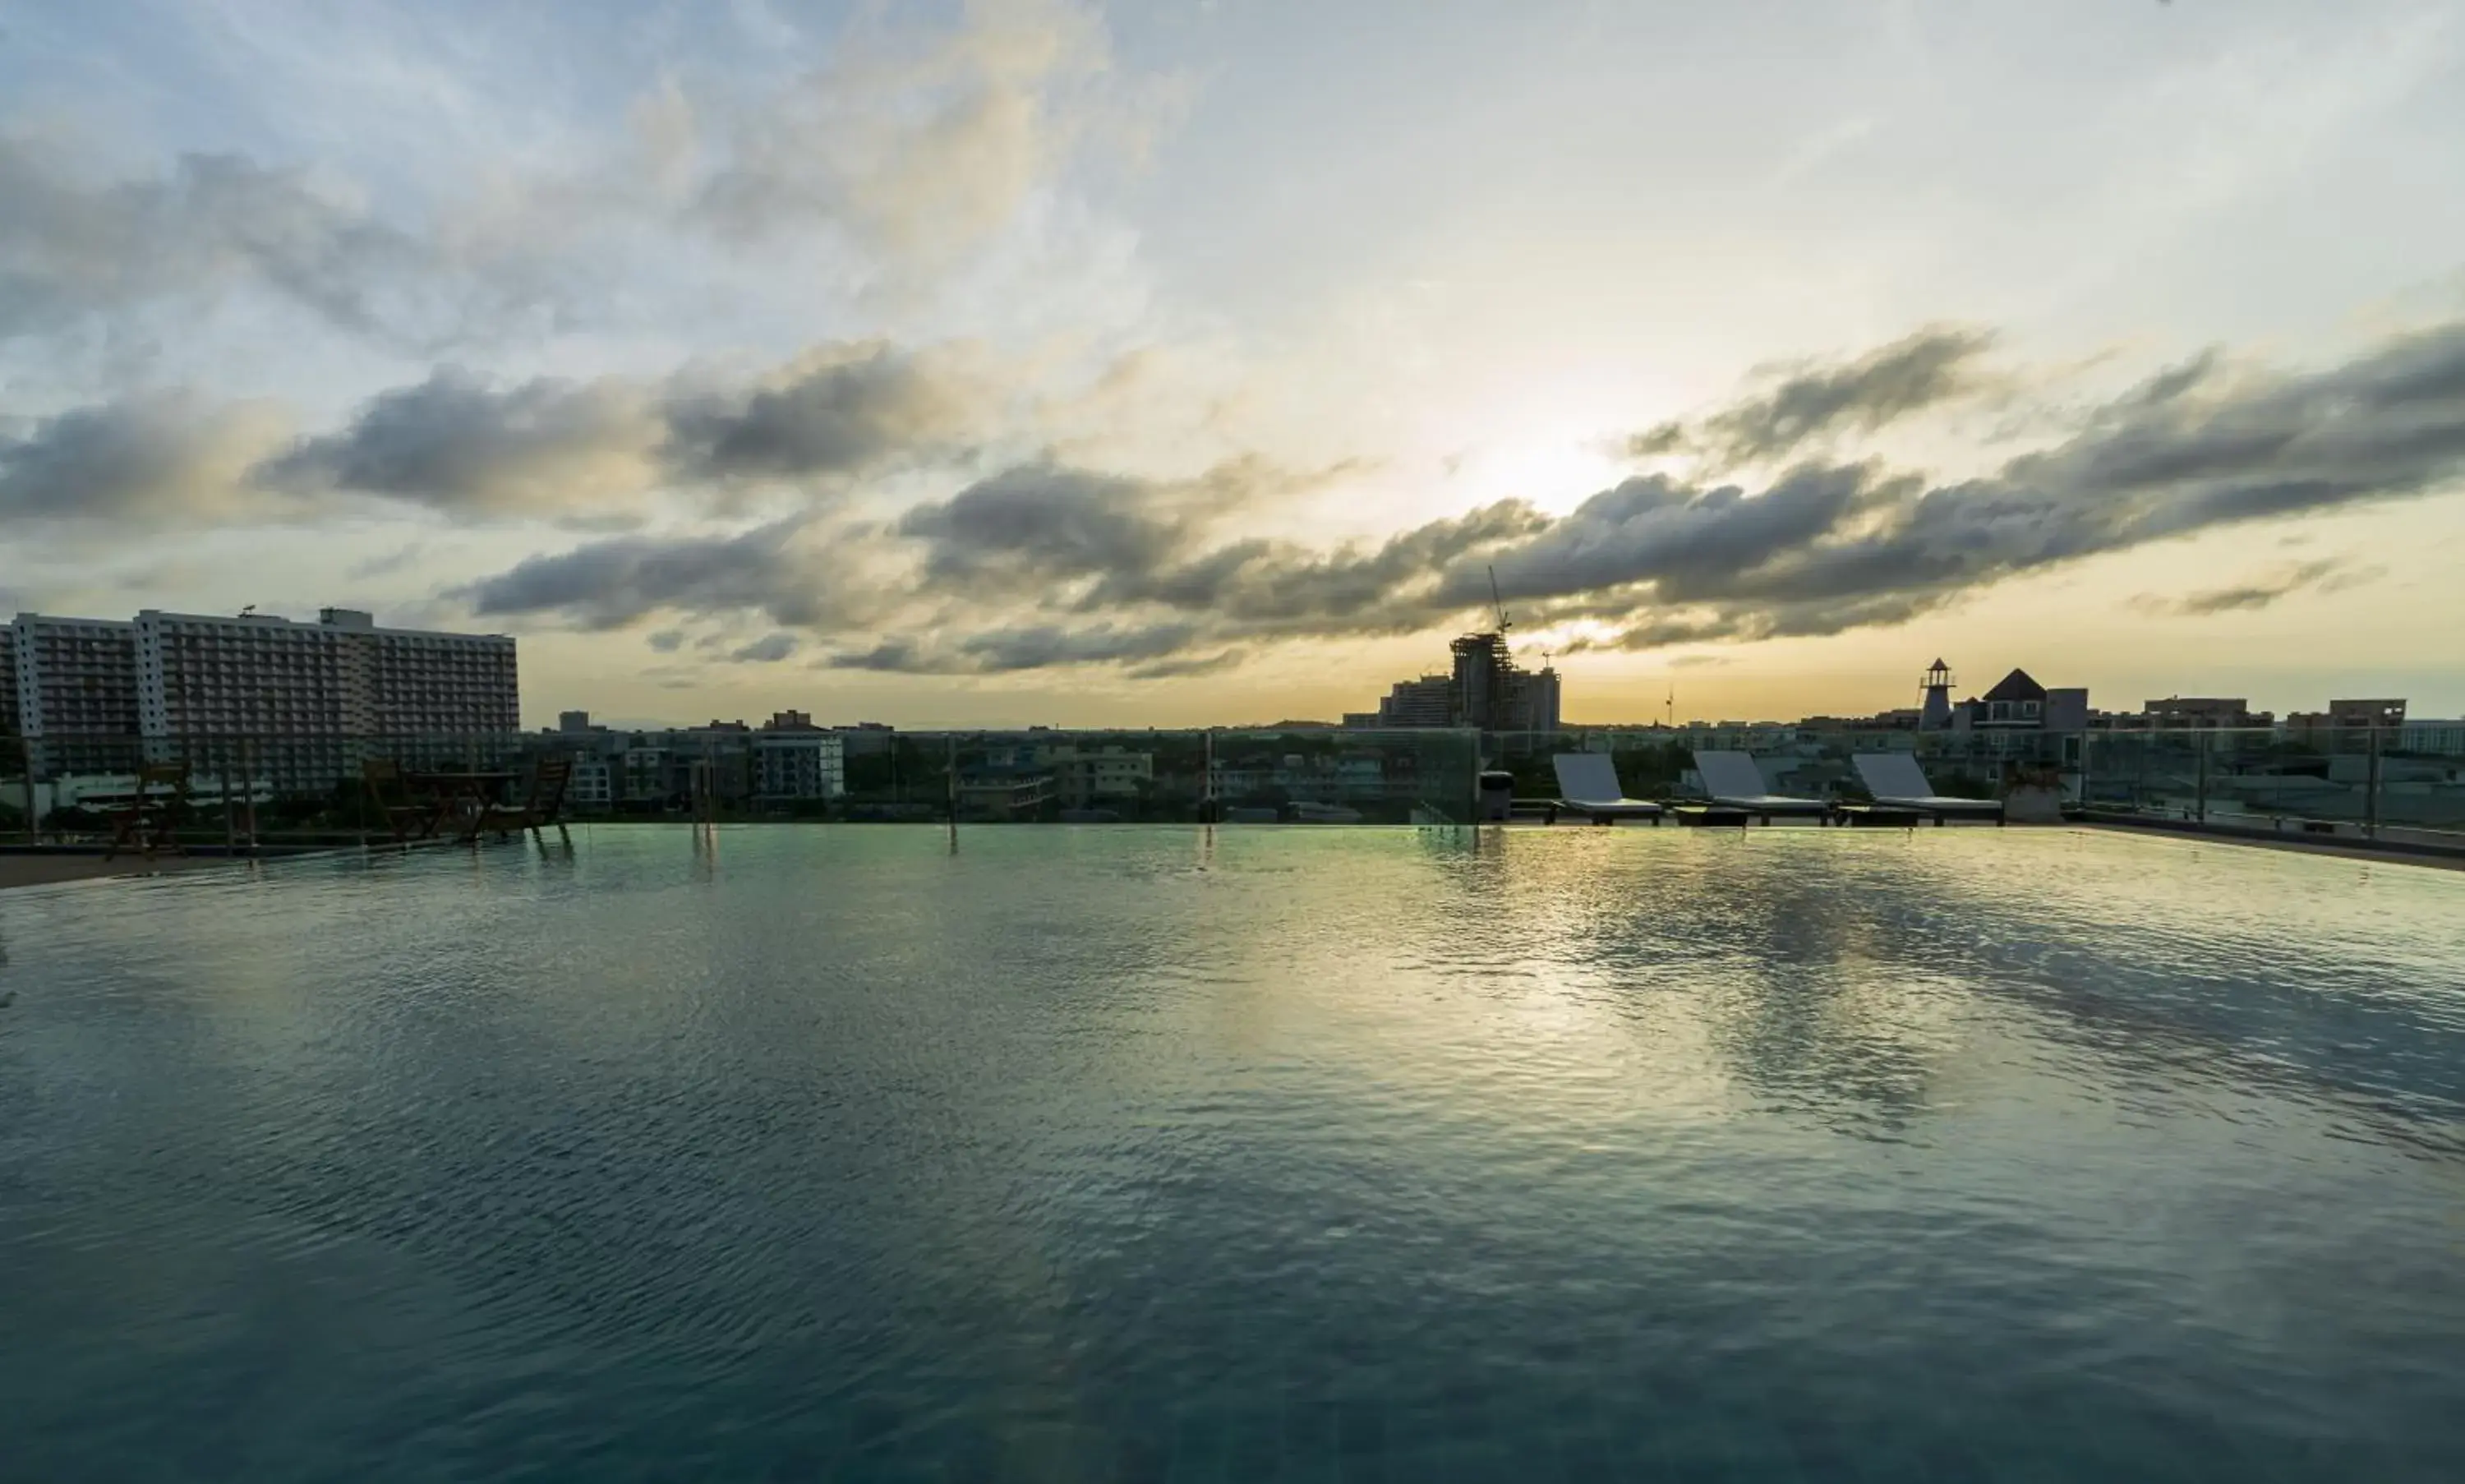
3 826 2462 1481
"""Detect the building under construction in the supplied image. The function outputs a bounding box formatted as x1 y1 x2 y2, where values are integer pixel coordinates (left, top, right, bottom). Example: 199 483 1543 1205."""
1345 630 1562 733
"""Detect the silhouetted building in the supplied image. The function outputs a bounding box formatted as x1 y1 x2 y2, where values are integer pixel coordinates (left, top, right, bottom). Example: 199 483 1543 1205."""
1372 675 1455 727
1947 668 2089 734
1919 659 1956 731
1351 631 1560 730
2286 698 2407 750
2141 697 2273 729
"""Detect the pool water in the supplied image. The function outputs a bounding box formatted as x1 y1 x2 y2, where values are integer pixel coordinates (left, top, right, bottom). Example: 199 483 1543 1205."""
2 826 2462 1482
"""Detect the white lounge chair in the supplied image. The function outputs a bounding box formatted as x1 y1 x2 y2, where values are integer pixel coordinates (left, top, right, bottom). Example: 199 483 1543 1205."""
1690 751 1830 823
1851 754 2004 825
1551 754 1663 823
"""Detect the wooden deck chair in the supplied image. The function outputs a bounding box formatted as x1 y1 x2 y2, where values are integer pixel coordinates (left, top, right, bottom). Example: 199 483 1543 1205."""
102 763 191 862
474 756 574 844
362 758 440 844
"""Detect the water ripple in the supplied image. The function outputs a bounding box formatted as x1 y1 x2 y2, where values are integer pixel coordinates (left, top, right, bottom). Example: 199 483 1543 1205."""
2 824 2463 1481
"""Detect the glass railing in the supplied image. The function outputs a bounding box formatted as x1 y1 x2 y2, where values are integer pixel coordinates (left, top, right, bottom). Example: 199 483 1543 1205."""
1474 723 2465 844
4 723 2456 846
1477 726 2076 804
0 726 1486 842
2079 725 2465 843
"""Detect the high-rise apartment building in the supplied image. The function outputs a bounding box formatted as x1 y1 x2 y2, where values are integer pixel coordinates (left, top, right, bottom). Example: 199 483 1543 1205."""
12 606 518 788
347 611 519 737
0 624 18 740
12 615 143 775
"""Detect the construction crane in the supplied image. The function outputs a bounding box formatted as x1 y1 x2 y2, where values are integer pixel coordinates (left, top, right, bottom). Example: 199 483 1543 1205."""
1486 565 1513 635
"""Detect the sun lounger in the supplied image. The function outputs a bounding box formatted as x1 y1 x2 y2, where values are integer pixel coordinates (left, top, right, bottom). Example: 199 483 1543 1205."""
1851 754 2005 825
1551 754 1663 823
1690 751 1830 823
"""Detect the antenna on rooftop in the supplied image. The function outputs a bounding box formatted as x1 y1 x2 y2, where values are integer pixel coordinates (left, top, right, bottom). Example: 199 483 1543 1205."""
238 604 256 617
1486 565 1512 635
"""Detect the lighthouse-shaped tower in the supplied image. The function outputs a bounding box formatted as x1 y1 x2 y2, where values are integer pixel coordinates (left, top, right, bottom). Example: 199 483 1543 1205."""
1919 659 1956 731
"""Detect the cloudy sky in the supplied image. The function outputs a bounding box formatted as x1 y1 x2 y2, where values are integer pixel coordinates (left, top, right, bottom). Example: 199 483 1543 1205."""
5 0 2463 726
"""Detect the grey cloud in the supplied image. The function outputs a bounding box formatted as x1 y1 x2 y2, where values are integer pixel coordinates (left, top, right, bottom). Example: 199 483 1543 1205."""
1517 322 2465 652
813 621 1207 676
0 391 290 522
647 629 687 652
665 342 977 482
1632 327 1997 468
1127 317 2465 657
959 621 1200 672
826 639 928 672
899 463 1182 591
891 455 1381 611
1084 499 1550 626
2131 559 2384 617
256 340 977 514
260 369 659 514
2 5 1145 350
729 632 799 662
1474 468 1882 609
346 543 428 580
451 317 2465 675
0 135 494 346
1126 649 1246 680
2110 351 2222 414
1564 591 1955 655
451 519 841 630
689 0 1135 272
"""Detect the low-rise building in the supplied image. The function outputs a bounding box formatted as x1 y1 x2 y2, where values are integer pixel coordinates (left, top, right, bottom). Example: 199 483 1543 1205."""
753 730 846 802
569 756 615 809
1798 708 1921 733
833 722 898 755
2140 696 2274 729
2286 698 2408 749
1046 746 1154 808
621 744 671 802
2396 718 2465 756
956 769 1053 818
2 771 275 818
1372 675 1454 727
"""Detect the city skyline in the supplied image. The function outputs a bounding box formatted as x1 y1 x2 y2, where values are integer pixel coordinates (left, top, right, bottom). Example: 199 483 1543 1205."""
4 1 2463 727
